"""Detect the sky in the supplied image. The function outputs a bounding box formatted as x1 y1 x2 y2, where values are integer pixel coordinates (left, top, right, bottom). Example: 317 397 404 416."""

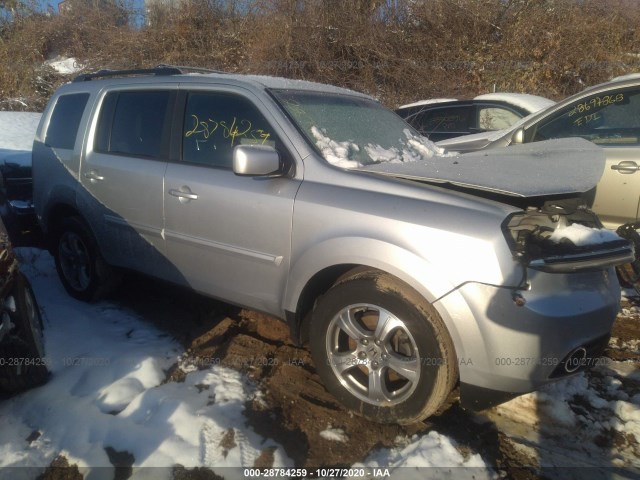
35 0 145 15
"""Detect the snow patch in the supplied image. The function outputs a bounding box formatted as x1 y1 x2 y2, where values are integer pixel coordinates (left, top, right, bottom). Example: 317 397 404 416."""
311 126 361 168
312 125 448 168
549 223 623 246
45 57 83 75
355 431 492 479
319 426 348 443
0 111 41 154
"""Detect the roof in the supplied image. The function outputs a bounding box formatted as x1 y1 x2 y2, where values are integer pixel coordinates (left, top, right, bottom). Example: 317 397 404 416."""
398 98 458 109
69 67 371 99
473 93 555 113
398 92 554 113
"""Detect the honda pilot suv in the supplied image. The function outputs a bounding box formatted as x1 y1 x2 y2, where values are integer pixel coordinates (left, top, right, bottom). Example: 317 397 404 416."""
32 66 633 424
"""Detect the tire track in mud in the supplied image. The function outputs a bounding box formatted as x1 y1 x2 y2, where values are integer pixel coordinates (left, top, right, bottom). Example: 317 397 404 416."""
115 277 640 477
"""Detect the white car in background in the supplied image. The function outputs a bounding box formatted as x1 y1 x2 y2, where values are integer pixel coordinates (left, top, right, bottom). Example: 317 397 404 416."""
437 75 640 230
395 93 555 141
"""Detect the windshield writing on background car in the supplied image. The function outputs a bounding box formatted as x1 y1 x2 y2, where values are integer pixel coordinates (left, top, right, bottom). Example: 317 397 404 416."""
273 90 447 168
568 93 625 118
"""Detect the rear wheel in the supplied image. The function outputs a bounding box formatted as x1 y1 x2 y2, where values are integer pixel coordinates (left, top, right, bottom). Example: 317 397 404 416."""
309 269 457 424
53 216 119 302
0 273 48 392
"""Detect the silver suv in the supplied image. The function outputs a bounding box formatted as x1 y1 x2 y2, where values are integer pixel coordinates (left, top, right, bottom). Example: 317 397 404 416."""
32 67 633 424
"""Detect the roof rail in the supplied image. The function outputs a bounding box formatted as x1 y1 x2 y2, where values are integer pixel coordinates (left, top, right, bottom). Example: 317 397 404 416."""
73 65 227 82
155 64 228 75
72 66 183 82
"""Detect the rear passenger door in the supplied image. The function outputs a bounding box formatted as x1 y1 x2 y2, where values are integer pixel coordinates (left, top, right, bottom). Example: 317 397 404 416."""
163 88 300 315
79 87 176 279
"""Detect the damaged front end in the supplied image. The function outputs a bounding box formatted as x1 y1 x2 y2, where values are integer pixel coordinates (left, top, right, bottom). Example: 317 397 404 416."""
454 197 632 412
503 198 634 273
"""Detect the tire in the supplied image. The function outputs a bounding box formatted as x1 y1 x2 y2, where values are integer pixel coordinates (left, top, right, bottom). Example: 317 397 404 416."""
53 216 119 302
309 269 457 424
0 273 49 392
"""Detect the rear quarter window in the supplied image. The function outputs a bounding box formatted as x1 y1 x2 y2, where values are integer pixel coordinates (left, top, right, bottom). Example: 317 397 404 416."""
45 93 90 149
94 90 173 159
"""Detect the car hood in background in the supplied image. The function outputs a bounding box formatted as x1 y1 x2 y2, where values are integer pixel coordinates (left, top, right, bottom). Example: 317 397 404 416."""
436 130 499 152
361 138 605 198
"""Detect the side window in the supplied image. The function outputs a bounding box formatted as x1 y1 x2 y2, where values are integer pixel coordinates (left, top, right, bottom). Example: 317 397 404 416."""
532 88 640 145
420 106 472 135
478 106 520 130
94 90 173 159
182 92 277 168
45 93 90 149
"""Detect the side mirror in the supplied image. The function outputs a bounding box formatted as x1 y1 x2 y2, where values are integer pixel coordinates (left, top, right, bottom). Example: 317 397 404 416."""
233 145 282 177
511 128 525 145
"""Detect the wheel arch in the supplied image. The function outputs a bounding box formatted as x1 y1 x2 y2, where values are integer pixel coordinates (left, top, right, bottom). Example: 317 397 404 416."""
283 237 462 348
43 202 84 253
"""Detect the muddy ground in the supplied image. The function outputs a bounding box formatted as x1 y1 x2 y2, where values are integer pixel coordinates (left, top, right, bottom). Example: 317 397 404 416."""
8 208 637 479
34 271 639 480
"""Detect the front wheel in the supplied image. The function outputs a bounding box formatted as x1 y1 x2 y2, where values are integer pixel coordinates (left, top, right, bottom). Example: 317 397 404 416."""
309 269 458 424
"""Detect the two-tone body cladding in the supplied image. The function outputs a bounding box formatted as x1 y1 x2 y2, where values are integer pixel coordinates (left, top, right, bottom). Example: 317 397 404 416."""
32 67 633 424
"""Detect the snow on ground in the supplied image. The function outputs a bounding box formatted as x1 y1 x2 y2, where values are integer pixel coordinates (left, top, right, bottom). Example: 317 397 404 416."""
318 426 348 443
0 112 41 152
0 111 41 168
45 57 83 75
0 249 496 477
485 362 640 471
0 112 41 170
0 249 292 479
355 431 492 480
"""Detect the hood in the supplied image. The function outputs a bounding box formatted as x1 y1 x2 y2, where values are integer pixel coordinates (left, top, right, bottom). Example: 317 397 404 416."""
360 138 604 198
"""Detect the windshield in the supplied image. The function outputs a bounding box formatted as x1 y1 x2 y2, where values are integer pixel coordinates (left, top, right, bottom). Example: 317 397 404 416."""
272 90 446 168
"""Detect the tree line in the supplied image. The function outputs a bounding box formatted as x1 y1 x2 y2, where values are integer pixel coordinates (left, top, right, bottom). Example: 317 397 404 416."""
0 0 638 111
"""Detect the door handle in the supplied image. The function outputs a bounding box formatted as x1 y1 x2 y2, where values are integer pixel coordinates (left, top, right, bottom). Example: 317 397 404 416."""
83 170 104 182
611 161 640 174
168 188 198 202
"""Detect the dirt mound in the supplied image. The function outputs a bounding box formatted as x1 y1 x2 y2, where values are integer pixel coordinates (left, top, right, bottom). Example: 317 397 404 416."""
175 309 427 468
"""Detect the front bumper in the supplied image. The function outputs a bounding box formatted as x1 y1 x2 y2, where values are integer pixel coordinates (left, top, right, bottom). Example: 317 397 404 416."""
438 266 620 410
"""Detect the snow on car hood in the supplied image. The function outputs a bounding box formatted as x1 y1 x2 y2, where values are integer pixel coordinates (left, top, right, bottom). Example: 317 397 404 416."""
361 138 605 198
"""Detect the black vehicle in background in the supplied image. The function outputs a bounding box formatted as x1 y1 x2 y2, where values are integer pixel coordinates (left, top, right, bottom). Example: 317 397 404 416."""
0 112 42 224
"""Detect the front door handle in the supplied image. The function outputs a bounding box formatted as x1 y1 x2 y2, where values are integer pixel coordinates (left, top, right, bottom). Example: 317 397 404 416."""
168 187 199 203
83 170 104 183
611 161 640 174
